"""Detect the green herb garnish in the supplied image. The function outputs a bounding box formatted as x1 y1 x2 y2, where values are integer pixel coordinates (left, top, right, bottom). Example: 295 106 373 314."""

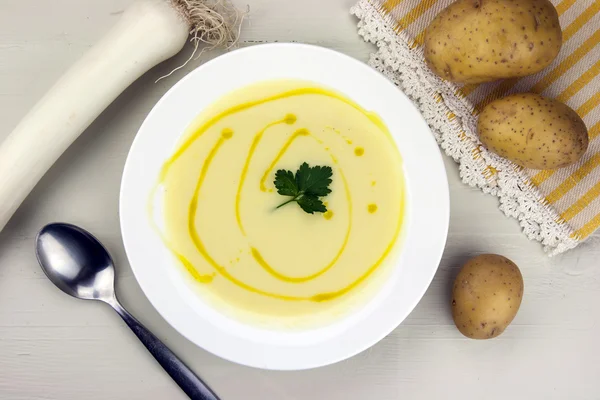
274 162 332 214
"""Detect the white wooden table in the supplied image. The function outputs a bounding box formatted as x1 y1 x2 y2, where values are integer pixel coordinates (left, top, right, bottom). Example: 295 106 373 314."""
1 1 599 399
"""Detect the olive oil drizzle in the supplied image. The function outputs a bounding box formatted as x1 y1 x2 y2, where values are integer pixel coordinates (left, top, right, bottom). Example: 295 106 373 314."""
156 87 404 302
159 87 388 181
259 128 310 193
235 116 295 236
249 131 353 283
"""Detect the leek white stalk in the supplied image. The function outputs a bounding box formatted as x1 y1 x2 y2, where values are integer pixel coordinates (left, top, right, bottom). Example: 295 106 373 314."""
0 0 241 230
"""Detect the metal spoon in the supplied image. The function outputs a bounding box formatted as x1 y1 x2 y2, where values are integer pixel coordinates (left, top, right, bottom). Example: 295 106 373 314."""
35 222 219 400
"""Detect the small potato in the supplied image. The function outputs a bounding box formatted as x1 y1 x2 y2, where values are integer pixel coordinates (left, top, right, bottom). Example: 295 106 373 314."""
452 254 523 339
424 0 562 84
478 93 589 169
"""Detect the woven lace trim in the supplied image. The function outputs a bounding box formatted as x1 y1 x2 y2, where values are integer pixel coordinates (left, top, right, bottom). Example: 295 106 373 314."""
350 0 578 255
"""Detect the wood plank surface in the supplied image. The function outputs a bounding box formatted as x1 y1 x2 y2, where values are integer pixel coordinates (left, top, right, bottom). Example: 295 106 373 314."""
0 0 598 399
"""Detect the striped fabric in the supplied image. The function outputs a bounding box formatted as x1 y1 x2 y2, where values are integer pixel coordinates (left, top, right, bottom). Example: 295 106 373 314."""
355 0 600 251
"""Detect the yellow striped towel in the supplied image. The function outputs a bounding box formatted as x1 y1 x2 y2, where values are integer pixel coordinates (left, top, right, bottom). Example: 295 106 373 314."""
351 0 600 254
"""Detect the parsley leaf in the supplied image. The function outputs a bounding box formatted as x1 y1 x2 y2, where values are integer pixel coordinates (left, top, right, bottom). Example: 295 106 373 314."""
297 194 327 214
295 163 333 197
274 169 297 196
274 162 332 214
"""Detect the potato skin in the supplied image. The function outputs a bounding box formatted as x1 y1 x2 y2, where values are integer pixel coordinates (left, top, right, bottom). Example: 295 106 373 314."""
452 254 523 339
424 0 562 84
478 93 589 169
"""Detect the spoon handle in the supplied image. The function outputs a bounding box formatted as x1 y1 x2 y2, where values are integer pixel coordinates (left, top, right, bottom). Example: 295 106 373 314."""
110 299 220 400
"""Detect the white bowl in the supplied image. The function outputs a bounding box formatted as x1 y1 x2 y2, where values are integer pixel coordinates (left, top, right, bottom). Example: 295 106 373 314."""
120 43 449 370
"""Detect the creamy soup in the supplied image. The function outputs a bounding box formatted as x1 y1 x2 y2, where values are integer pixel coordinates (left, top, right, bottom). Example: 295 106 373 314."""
154 80 405 327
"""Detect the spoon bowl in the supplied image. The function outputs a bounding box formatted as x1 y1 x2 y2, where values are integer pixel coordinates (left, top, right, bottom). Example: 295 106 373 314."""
36 223 115 301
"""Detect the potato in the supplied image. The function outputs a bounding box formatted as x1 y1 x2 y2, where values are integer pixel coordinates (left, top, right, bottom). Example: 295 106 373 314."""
478 93 589 169
451 254 523 339
424 0 562 84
